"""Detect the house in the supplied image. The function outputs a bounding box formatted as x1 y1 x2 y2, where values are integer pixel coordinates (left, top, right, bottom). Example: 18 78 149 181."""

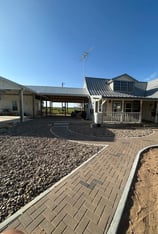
0 74 158 124
84 73 158 124
0 76 40 121
0 76 89 121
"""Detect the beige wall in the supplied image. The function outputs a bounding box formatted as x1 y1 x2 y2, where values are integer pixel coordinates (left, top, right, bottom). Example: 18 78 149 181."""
0 95 19 113
0 94 40 116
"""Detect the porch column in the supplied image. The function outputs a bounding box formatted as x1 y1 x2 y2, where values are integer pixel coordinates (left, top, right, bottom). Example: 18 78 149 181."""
20 89 24 122
155 101 158 123
121 100 124 122
139 100 143 123
101 100 103 112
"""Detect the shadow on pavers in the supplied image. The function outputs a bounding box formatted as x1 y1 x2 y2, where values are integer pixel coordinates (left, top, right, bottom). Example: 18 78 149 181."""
0 116 116 142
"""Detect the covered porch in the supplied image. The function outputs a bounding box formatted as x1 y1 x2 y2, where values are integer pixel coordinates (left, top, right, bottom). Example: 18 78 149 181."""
93 98 158 124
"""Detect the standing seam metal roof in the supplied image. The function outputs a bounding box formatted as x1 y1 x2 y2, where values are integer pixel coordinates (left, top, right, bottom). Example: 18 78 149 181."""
85 76 153 99
85 77 141 98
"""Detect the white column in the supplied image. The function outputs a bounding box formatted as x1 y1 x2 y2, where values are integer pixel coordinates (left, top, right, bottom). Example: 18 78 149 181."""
139 100 143 123
20 89 24 122
121 100 124 122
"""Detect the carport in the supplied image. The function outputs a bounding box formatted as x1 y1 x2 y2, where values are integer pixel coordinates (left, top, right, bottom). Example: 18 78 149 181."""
27 85 89 117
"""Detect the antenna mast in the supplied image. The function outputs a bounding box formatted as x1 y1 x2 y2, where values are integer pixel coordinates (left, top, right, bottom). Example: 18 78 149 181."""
80 48 93 77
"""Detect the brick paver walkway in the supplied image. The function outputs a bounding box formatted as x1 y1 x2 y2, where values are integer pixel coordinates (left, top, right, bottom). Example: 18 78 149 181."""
1 122 158 234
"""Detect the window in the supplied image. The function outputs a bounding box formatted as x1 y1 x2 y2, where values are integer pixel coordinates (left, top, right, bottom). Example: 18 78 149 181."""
133 101 140 112
114 81 120 91
124 102 132 112
12 101 18 111
114 81 134 93
112 102 122 112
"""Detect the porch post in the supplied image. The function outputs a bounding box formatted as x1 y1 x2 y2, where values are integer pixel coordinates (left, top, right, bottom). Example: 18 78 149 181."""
121 100 124 122
139 100 143 123
20 89 24 122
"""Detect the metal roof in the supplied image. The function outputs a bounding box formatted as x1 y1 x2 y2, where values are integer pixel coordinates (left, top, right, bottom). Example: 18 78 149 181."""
145 78 158 98
27 86 89 103
85 76 146 99
27 86 88 96
85 77 111 96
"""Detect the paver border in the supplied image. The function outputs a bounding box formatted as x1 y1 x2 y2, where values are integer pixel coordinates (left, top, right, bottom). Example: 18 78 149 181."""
0 142 107 232
106 144 158 234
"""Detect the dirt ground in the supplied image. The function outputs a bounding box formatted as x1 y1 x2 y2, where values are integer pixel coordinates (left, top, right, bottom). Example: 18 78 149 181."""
118 148 158 234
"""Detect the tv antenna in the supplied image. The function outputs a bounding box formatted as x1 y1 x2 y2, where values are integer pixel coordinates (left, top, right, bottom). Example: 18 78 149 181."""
80 47 93 77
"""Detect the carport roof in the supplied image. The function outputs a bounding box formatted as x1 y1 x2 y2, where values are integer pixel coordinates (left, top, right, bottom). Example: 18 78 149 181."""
27 85 89 103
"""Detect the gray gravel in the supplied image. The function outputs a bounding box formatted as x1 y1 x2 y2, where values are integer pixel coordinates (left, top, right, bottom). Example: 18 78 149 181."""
0 118 102 223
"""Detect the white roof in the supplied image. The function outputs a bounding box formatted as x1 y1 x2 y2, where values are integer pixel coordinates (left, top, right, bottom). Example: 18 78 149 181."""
146 78 158 98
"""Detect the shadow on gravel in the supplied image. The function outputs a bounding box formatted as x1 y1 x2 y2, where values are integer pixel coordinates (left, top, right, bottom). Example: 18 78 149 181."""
0 117 116 142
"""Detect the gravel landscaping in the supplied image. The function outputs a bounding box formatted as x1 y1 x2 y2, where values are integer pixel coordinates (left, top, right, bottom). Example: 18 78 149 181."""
0 118 103 223
69 123 153 138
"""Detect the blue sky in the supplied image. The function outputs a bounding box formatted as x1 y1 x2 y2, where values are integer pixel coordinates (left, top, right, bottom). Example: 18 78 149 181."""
0 0 158 87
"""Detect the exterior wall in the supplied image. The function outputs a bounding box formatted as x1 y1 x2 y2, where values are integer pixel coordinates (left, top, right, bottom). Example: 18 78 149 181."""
0 94 40 116
0 95 19 114
116 75 134 82
109 82 113 90
23 96 34 116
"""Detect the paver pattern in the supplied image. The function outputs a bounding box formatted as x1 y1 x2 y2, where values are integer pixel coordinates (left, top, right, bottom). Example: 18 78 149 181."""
1 119 158 234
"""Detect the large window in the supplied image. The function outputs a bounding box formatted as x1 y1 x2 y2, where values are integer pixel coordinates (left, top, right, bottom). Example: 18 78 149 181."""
124 102 132 112
114 80 134 93
112 102 122 112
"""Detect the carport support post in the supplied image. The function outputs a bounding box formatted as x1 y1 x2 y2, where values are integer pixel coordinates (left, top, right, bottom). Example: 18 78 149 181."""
49 100 52 115
64 101 66 116
40 96 43 116
66 102 68 115
20 89 24 122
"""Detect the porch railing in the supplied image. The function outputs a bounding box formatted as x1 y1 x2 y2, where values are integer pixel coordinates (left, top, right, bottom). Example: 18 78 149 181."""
103 112 140 123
